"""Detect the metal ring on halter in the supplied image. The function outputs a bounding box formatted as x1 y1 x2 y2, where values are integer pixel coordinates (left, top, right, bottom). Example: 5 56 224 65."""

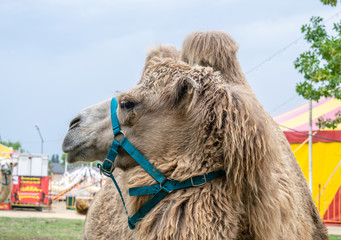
114 130 125 140
159 178 172 193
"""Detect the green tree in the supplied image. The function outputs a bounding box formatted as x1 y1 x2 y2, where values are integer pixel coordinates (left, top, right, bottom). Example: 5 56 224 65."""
61 153 66 165
50 154 60 163
294 0 341 129
320 0 338 6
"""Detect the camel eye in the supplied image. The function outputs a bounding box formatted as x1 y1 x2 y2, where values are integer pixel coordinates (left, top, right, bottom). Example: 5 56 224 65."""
120 101 136 111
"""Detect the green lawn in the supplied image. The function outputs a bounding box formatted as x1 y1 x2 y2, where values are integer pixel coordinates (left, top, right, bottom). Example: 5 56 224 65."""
0 217 84 240
330 235 341 240
0 217 339 239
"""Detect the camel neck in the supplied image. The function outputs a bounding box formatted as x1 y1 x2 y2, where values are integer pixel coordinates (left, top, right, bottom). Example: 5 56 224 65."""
126 176 240 239
0 173 12 203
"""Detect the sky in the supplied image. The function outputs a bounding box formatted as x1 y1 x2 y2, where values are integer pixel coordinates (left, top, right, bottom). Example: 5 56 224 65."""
0 0 340 158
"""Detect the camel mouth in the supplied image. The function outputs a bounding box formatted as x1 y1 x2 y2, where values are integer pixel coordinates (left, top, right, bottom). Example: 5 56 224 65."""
62 127 92 151
62 128 94 163
65 148 85 163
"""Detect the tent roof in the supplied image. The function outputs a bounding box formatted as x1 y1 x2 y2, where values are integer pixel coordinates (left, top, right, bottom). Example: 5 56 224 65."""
0 144 12 158
274 98 341 143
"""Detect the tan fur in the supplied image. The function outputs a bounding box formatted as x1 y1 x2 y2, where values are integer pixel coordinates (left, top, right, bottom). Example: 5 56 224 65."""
72 31 327 239
181 31 328 239
181 31 246 85
0 158 16 204
139 45 180 84
84 171 134 240
76 199 89 215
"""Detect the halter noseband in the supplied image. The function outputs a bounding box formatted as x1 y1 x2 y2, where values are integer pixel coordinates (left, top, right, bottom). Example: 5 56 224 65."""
0 162 12 186
98 97 225 229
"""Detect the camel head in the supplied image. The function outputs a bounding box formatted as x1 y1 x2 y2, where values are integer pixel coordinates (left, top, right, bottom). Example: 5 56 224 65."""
63 42 272 183
0 158 16 175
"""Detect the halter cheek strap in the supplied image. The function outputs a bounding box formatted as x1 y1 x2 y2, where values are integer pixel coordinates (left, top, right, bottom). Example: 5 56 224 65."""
98 97 225 230
0 163 12 186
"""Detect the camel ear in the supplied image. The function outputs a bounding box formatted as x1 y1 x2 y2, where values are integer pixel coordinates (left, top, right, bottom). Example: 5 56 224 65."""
174 77 197 104
162 76 198 110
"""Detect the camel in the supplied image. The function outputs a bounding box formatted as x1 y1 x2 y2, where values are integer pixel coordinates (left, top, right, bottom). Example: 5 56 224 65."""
62 31 328 239
0 158 17 204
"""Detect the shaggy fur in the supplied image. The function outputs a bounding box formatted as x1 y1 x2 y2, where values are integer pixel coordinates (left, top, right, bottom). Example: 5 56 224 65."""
84 170 133 239
0 158 16 204
66 31 328 240
181 31 328 239
181 31 246 85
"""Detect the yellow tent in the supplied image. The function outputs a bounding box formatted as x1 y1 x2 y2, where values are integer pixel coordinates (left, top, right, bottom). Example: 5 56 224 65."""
274 98 341 223
0 144 12 158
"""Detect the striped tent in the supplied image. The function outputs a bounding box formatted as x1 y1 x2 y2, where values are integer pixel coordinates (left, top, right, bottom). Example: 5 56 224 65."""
274 97 341 224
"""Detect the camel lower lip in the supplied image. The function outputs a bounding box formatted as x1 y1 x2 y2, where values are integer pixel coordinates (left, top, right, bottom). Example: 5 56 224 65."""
62 138 83 153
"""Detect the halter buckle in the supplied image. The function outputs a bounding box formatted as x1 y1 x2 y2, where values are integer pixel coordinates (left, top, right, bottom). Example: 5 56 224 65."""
102 158 115 175
190 174 207 186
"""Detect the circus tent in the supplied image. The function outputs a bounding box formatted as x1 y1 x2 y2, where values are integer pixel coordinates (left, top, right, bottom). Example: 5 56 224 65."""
274 97 341 224
0 144 12 158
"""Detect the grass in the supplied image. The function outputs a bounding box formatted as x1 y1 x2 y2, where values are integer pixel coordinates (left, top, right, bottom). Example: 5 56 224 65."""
330 235 341 240
0 217 84 240
0 217 340 239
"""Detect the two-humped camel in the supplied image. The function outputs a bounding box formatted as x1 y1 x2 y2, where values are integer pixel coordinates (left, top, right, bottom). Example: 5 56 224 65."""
0 158 16 204
63 31 328 239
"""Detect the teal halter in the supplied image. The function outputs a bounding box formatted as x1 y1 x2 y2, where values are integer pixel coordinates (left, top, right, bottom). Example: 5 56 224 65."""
0 163 12 186
98 98 225 230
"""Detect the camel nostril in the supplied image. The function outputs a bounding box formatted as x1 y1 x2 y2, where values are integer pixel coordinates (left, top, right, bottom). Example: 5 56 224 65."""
69 116 82 129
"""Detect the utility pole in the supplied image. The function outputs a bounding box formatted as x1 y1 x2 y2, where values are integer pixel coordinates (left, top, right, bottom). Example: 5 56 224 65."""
35 124 44 154
65 159 68 174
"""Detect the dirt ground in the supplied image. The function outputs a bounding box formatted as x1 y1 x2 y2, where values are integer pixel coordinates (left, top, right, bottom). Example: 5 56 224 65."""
0 203 85 220
328 225 341 235
0 205 340 235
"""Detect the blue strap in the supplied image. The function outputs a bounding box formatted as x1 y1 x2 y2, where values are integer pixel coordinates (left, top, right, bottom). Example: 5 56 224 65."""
102 139 120 174
111 98 121 136
128 188 169 229
0 163 11 185
0 174 8 185
129 170 225 196
120 138 168 185
97 163 129 217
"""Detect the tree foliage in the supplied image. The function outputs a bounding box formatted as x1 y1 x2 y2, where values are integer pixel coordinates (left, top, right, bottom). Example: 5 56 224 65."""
294 1 341 129
320 0 339 6
50 154 60 163
61 153 66 165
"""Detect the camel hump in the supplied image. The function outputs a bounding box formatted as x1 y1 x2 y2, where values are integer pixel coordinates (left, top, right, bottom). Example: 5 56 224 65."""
76 199 89 215
145 45 180 62
181 31 245 84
